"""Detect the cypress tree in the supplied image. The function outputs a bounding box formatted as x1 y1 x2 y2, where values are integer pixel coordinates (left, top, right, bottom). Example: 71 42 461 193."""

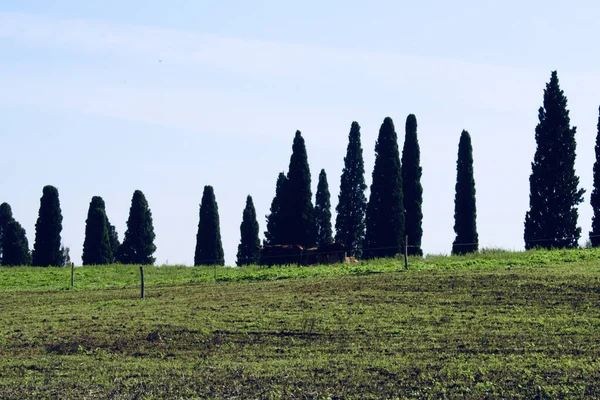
264 172 288 245
0 202 13 262
280 131 316 247
315 169 333 247
524 71 585 249
236 195 260 266
452 130 478 255
194 185 224 266
108 224 120 263
2 219 31 266
401 114 424 256
118 190 156 265
335 122 367 257
82 196 113 265
590 107 600 246
32 185 63 266
364 117 405 259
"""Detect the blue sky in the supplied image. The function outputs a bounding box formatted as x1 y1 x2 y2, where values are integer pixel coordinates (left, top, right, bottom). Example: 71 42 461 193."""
1 1 599 265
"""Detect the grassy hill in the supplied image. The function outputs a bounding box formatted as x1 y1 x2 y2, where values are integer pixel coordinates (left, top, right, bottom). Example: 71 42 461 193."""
1 248 600 398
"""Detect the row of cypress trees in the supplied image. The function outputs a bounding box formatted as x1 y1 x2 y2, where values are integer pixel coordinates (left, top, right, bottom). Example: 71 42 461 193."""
0 113 479 267
0 188 157 267
0 71 596 266
243 114 476 264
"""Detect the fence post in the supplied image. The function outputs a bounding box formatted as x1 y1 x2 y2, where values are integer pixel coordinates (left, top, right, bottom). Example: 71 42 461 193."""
140 266 145 299
71 262 74 287
404 235 409 270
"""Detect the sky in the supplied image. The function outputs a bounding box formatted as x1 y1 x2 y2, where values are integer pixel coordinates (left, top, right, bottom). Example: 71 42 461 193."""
1 1 599 266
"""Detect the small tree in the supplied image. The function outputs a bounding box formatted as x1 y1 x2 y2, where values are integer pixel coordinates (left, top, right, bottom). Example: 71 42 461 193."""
525 71 584 249
195 185 224 266
2 220 31 266
315 169 333 247
108 224 120 263
236 195 260 266
0 203 31 266
335 121 367 257
32 185 63 266
118 190 156 265
452 130 478 255
364 117 404 259
401 114 424 256
82 196 113 265
0 202 14 262
264 172 288 245
590 107 600 246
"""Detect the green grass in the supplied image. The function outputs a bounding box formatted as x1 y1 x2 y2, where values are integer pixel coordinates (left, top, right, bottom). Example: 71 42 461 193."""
1 248 600 398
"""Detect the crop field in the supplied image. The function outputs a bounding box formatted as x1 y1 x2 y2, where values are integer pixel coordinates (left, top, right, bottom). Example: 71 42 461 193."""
1 248 600 398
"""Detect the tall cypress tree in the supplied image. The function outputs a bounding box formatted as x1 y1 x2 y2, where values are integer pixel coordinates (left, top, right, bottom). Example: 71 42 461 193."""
194 185 225 266
315 169 333 248
236 195 260 266
280 131 316 247
264 172 288 245
524 71 585 249
401 114 424 256
32 185 63 266
82 196 112 265
81 196 113 265
2 219 31 266
590 107 600 246
335 121 367 257
452 130 478 255
364 117 404 259
0 202 13 262
118 190 156 265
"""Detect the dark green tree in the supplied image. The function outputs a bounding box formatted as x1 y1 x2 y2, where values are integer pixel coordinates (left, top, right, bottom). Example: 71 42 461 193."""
401 114 424 256
364 117 405 259
280 131 316 247
236 195 260 266
335 122 367 257
590 107 600 246
264 172 288 245
108 224 120 263
194 185 224 266
118 190 156 265
452 130 478 255
315 169 333 247
2 220 31 266
524 71 585 249
32 185 63 266
82 196 112 265
0 202 13 262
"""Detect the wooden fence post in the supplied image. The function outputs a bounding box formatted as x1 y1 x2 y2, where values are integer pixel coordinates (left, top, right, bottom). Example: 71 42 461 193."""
140 266 145 299
404 235 409 270
71 262 74 287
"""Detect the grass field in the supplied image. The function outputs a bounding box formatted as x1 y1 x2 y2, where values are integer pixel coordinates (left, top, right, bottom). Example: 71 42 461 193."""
1 248 600 398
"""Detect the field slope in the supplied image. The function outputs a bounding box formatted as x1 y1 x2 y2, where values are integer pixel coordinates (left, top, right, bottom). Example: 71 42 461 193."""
1 249 600 398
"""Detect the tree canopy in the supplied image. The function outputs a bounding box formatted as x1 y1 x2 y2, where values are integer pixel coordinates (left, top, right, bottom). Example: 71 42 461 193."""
236 195 260 266
524 71 584 249
32 185 63 266
335 121 367 257
118 190 156 265
452 130 478 255
364 117 405 259
195 185 225 266
401 114 424 256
